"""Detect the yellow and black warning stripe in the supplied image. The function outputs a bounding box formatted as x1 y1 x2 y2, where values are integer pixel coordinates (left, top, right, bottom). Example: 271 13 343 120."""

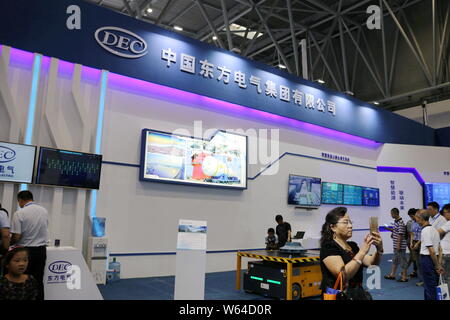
238 252 320 263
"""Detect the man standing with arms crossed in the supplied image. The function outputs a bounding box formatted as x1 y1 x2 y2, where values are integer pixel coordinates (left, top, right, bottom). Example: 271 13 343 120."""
10 190 49 300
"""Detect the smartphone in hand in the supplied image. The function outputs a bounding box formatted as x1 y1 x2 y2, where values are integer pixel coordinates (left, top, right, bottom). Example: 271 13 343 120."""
370 217 379 234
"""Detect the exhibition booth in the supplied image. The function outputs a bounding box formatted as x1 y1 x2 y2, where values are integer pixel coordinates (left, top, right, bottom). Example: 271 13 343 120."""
0 0 449 300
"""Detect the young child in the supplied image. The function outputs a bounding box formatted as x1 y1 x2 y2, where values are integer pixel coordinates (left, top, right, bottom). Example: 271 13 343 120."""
265 228 279 250
0 247 38 300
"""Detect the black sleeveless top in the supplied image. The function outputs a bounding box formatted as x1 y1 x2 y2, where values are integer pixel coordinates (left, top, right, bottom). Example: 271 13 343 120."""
319 240 363 292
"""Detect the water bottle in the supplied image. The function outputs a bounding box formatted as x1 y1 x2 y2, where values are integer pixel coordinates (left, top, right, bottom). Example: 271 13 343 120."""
108 257 121 282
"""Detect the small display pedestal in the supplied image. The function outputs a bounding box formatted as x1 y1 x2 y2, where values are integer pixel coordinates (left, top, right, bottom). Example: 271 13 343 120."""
174 219 207 300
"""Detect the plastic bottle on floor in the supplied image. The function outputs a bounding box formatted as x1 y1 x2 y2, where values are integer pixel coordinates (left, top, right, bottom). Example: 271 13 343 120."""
108 257 121 283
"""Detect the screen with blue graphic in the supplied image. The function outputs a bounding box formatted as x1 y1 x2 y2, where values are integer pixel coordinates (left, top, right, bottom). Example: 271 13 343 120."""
0 141 36 184
288 175 322 207
140 129 247 189
343 185 363 206
424 183 450 209
36 147 102 189
321 182 344 204
362 187 380 206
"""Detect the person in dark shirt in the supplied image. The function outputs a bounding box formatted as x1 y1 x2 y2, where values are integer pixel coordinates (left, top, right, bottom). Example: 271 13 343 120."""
275 215 291 248
320 207 383 300
0 246 38 300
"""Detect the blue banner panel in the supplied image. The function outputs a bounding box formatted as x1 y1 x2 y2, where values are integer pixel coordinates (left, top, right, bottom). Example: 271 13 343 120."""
436 127 450 147
0 0 437 146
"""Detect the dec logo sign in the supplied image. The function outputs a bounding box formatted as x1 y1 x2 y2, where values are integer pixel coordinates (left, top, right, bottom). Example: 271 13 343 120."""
49 261 72 274
0 146 16 163
94 26 148 59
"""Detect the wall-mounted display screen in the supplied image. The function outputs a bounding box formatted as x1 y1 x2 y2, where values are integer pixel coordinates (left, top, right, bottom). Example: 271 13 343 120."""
0 141 36 184
424 183 450 209
140 129 247 189
343 184 363 206
288 175 322 207
321 182 344 204
362 187 380 206
35 147 102 189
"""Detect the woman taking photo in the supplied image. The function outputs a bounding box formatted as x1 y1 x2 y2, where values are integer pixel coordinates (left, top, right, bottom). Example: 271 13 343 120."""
320 207 384 300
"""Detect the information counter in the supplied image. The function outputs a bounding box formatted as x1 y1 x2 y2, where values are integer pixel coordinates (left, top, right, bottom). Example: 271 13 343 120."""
44 246 103 300
236 250 321 300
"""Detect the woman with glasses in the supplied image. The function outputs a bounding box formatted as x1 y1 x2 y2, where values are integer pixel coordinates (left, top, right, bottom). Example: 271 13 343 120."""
320 207 384 300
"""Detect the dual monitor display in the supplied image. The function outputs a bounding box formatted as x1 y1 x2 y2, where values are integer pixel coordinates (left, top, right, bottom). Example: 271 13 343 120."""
0 141 102 189
288 174 380 208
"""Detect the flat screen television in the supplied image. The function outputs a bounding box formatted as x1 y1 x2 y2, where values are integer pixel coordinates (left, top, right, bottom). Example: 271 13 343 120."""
343 184 363 206
288 175 322 207
424 183 450 209
140 129 247 189
321 182 344 204
0 141 36 184
35 147 102 189
362 187 380 206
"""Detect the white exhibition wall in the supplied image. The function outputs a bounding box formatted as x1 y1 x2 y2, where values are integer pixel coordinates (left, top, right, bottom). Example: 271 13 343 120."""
1 47 450 278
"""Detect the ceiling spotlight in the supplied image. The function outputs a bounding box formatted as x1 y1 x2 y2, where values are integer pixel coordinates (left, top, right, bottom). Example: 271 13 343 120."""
317 79 325 84
174 25 183 31
278 64 286 69
212 36 218 40
146 8 153 14
344 91 354 96
373 101 380 105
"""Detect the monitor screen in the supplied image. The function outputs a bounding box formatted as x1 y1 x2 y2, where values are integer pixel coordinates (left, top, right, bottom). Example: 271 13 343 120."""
35 147 102 189
362 187 380 206
0 141 36 184
424 183 450 209
288 175 322 207
321 182 344 204
140 129 247 189
343 184 363 206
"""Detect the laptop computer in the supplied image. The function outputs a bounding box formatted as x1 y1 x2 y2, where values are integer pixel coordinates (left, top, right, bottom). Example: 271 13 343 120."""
293 231 305 239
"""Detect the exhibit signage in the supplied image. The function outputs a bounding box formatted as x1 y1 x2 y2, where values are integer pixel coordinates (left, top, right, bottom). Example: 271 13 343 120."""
0 0 437 146
94 26 148 59
44 246 103 300
321 152 350 163
176 220 207 251
0 141 36 184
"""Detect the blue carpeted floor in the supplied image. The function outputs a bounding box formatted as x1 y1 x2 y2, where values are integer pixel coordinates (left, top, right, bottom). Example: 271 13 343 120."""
98 254 425 300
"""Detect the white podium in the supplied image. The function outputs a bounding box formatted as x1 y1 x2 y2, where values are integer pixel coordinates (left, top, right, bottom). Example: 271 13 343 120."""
44 246 103 300
174 220 207 300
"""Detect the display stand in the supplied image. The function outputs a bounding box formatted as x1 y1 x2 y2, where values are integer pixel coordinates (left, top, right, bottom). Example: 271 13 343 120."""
44 246 103 300
174 219 207 300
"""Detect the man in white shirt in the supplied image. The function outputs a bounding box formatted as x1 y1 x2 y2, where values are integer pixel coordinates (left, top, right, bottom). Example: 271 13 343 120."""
428 202 447 230
437 204 450 284
0 203 10 254
11 190 49 300
416 209 444 300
